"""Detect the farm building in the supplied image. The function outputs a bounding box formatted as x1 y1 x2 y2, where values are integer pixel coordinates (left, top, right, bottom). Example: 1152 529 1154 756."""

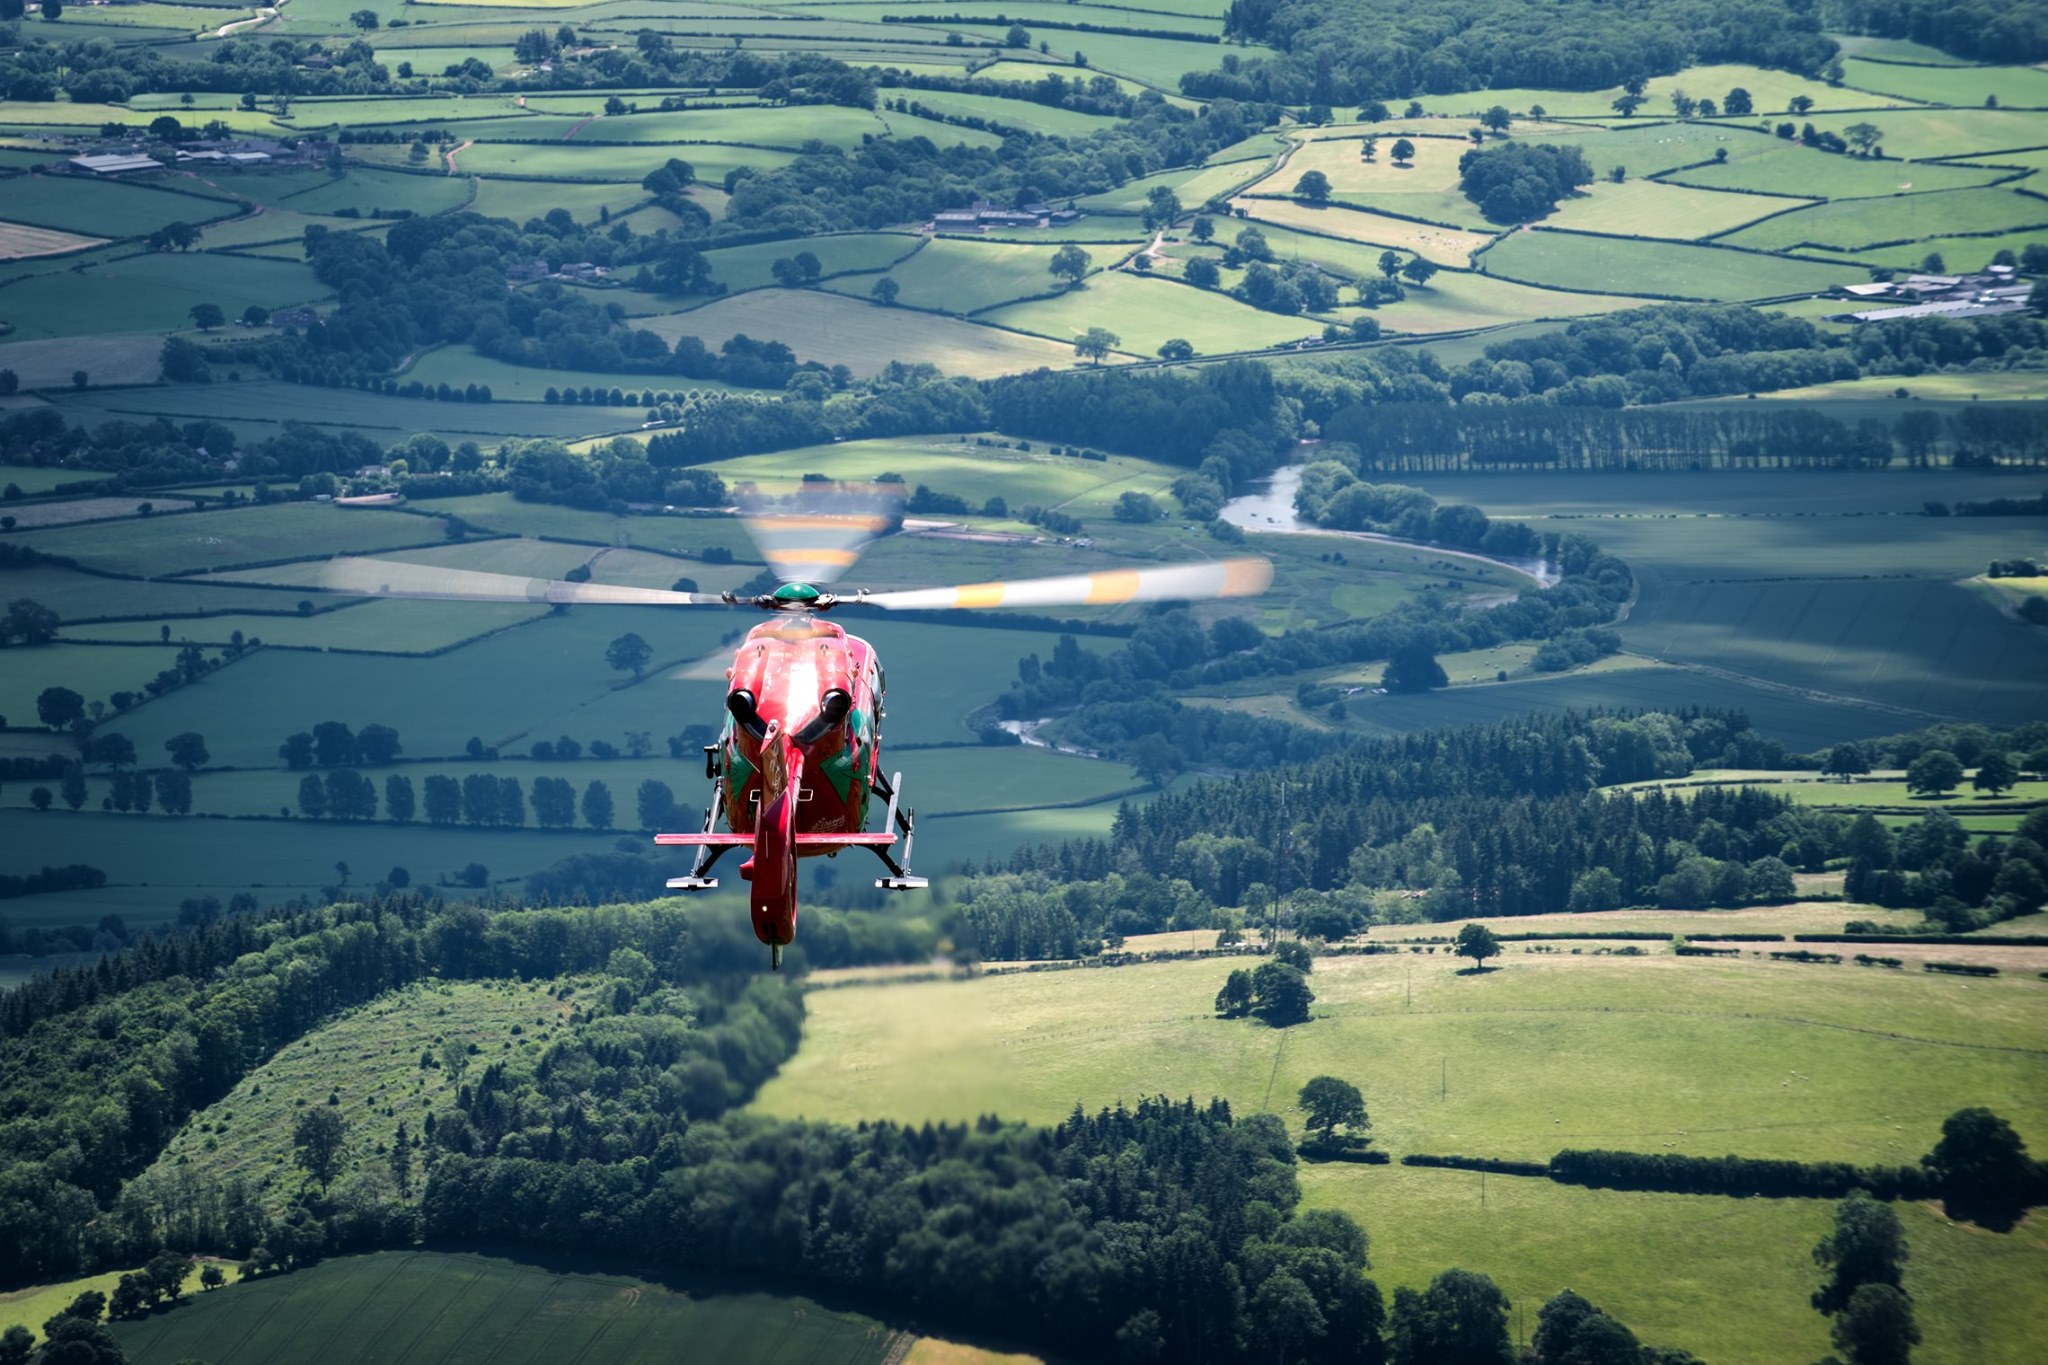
1828 269 2035 321
67 152 163 176
931 200 1085 233
175 149 272 167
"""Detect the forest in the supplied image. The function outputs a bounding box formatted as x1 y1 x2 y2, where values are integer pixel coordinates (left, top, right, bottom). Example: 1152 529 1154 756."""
1187 0 1840 104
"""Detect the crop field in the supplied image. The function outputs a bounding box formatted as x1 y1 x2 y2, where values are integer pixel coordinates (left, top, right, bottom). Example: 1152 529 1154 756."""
1544 177 1811 240
0 562 329 623
1348 268 1650 334
0 496 198 529
1723 186 2048 253
752 950 2048 1363
1235 196 1499 266
1477 230 1855 299
827 237 1078 315
16 502 448 578
0 252 327 342
980 270 1316 355
113 1251 899 1365
274 168 476 217
0 221 104 260
0 175 244 238
639 289 1088 377
47 381 621 444
146 978 590 1208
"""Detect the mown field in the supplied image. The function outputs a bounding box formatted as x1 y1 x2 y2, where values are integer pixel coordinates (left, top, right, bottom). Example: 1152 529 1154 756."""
1477 231 1856 300
111 1251 900 1365
751 948 2048 1365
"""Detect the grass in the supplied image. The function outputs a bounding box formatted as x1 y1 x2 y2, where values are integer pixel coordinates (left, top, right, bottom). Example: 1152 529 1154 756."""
0 252 327 342
1232 197 1499 266
1477 230 1855 300
1666 144 2018 199
450 140 802 183
466 177 651 223
1406 65 1881 120
0 496 198 529
1363 901 1924 940
1722 187 2048 254
1544 177 1812 240
1073 159 1277 215
703 233 921 293
0 175 244 238
1837 58 2048 110
638 290 1089 378
0 222 106 259
112 1250 897 1365
398 345 758 405
886 88 1122 140
63 599 552 654
981 273 1318 355
0 562 337 624
48 379 626 443
751 950 2048 1363
0 334 167 388
2 1264 246 1348
144 979 590 1211
1797 108 2048 161
16 502 448 577
0 642 190 726
569 105 888 149
1853 228 2048 271
705 436 1181 512
1342 268 1649 335
826 237 1081 315
276 167 475 217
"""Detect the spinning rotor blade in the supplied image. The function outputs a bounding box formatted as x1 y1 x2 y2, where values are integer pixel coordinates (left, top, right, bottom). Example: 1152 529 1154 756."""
737 482 900 586
318 556 728 607
860 557 1271 612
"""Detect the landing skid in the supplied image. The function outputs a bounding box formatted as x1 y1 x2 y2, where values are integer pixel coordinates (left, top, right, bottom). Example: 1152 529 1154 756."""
869 770 928 890
664 776 733 891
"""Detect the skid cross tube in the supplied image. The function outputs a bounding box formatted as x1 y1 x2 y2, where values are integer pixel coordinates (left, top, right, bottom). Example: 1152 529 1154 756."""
665 777 730 890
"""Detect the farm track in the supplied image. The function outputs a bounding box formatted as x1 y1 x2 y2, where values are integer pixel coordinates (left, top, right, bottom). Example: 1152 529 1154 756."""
444 140 474 175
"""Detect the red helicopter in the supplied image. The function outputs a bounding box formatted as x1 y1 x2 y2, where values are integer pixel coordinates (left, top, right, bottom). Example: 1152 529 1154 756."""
319 491 1269 968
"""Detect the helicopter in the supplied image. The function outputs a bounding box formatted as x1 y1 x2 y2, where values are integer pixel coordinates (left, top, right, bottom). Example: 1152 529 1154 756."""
317 488 1270 969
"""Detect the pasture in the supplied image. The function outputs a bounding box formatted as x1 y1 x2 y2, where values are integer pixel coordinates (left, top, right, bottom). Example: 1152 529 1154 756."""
826 237 1079 315
0 252 328 342
752 949 2048 1363
1837 58 2048 110
1723 186 2048 254
46 380 623 443
1665 144 2017 200
1476 231 1854 299
0 334 164 389
1234 196 1498 266
451 139 802 183
702 233 920 293
112 1251 898 1365
16 502 447 578
1544 177 1811 240
1799 107 2048 162
63 599 552 654
638 289 1087 378
0 175 244 239
273 168 476 218
0 642 190 727
981 271 1316 355
706 436 1181 512
1345 268 1648 334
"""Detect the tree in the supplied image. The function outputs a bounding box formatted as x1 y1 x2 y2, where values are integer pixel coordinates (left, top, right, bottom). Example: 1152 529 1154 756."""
2 598 60 646
1455 922 1500 970
1831 1284 1919 1365
870 277 900 306
1812 1190 1908 1313
37 686 84 730
1074 326 1120 365
1214 967 1253 1017
1190 216 1215 242
36 1319 122 1365
1049 244 1092 288
39 0 60 18
1845 121 1882 156
1905 749 1963 797
349 7 377 27
1294 169 1332 203
1822 743 1871 781
1381 645 1447 693
606 632 652 678
356 723 402 764
1390 138 1416 164
1157 338 1194 360
389 1122 414 1198
1183 257 1220 288
1005 22 1028 46
1378 249 1402 280
637 778 676 831
60 763 86 811
1298 1075 1368 1142
292 1106 348 1191
1250 960 1314 1025
1388 1268 1513 1365
1400 256 1440 287
160 732 209 773
200 1264 225 1291
1612 93 1644 116
582 779 614 830
1921 251 1945 274
297 774 327 819
1923 1106 2031 1206
1725 86 1753 115
1972 752 2019 796
1790 94 1815 115
1481 105 1511 132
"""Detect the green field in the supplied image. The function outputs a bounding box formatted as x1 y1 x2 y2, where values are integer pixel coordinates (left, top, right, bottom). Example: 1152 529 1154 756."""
1233 196 1499 266
451 139 801 183
703 233 920 292
0 175 244 238
17 502 448 577
1544 177 1811 240
1478 230 1856 299
1723 186 2048 253
639 289 1088 377
0 252 327 342
894 88 1122 140
0 642 191 726
1666 144 2018 200
144 979 590 1209
1838 58 2048 110
0 334 166 388
274 167 477 217
398 345 755 406
753 950 2048 1363
62 598 551 653
981 271 1318 355
1344 268 1648 335
707 436 1180 512
568 104 889 148
826 237 1079 315
46 381 617 444
113 1251 898 1365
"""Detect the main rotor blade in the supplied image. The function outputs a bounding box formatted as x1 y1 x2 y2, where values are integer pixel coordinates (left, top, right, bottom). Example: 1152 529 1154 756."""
318 557 728 607
859 557 1271 612
737 482 901 586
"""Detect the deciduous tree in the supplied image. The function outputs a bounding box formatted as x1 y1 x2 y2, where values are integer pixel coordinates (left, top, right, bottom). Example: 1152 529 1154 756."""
1455 922 1500 969
1298 1075 1368 1142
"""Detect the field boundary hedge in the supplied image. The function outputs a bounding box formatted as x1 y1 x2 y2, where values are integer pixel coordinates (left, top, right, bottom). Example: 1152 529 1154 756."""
1401 1153 1549 1176
1550 1148 1935 1199
1794 933 2048 946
